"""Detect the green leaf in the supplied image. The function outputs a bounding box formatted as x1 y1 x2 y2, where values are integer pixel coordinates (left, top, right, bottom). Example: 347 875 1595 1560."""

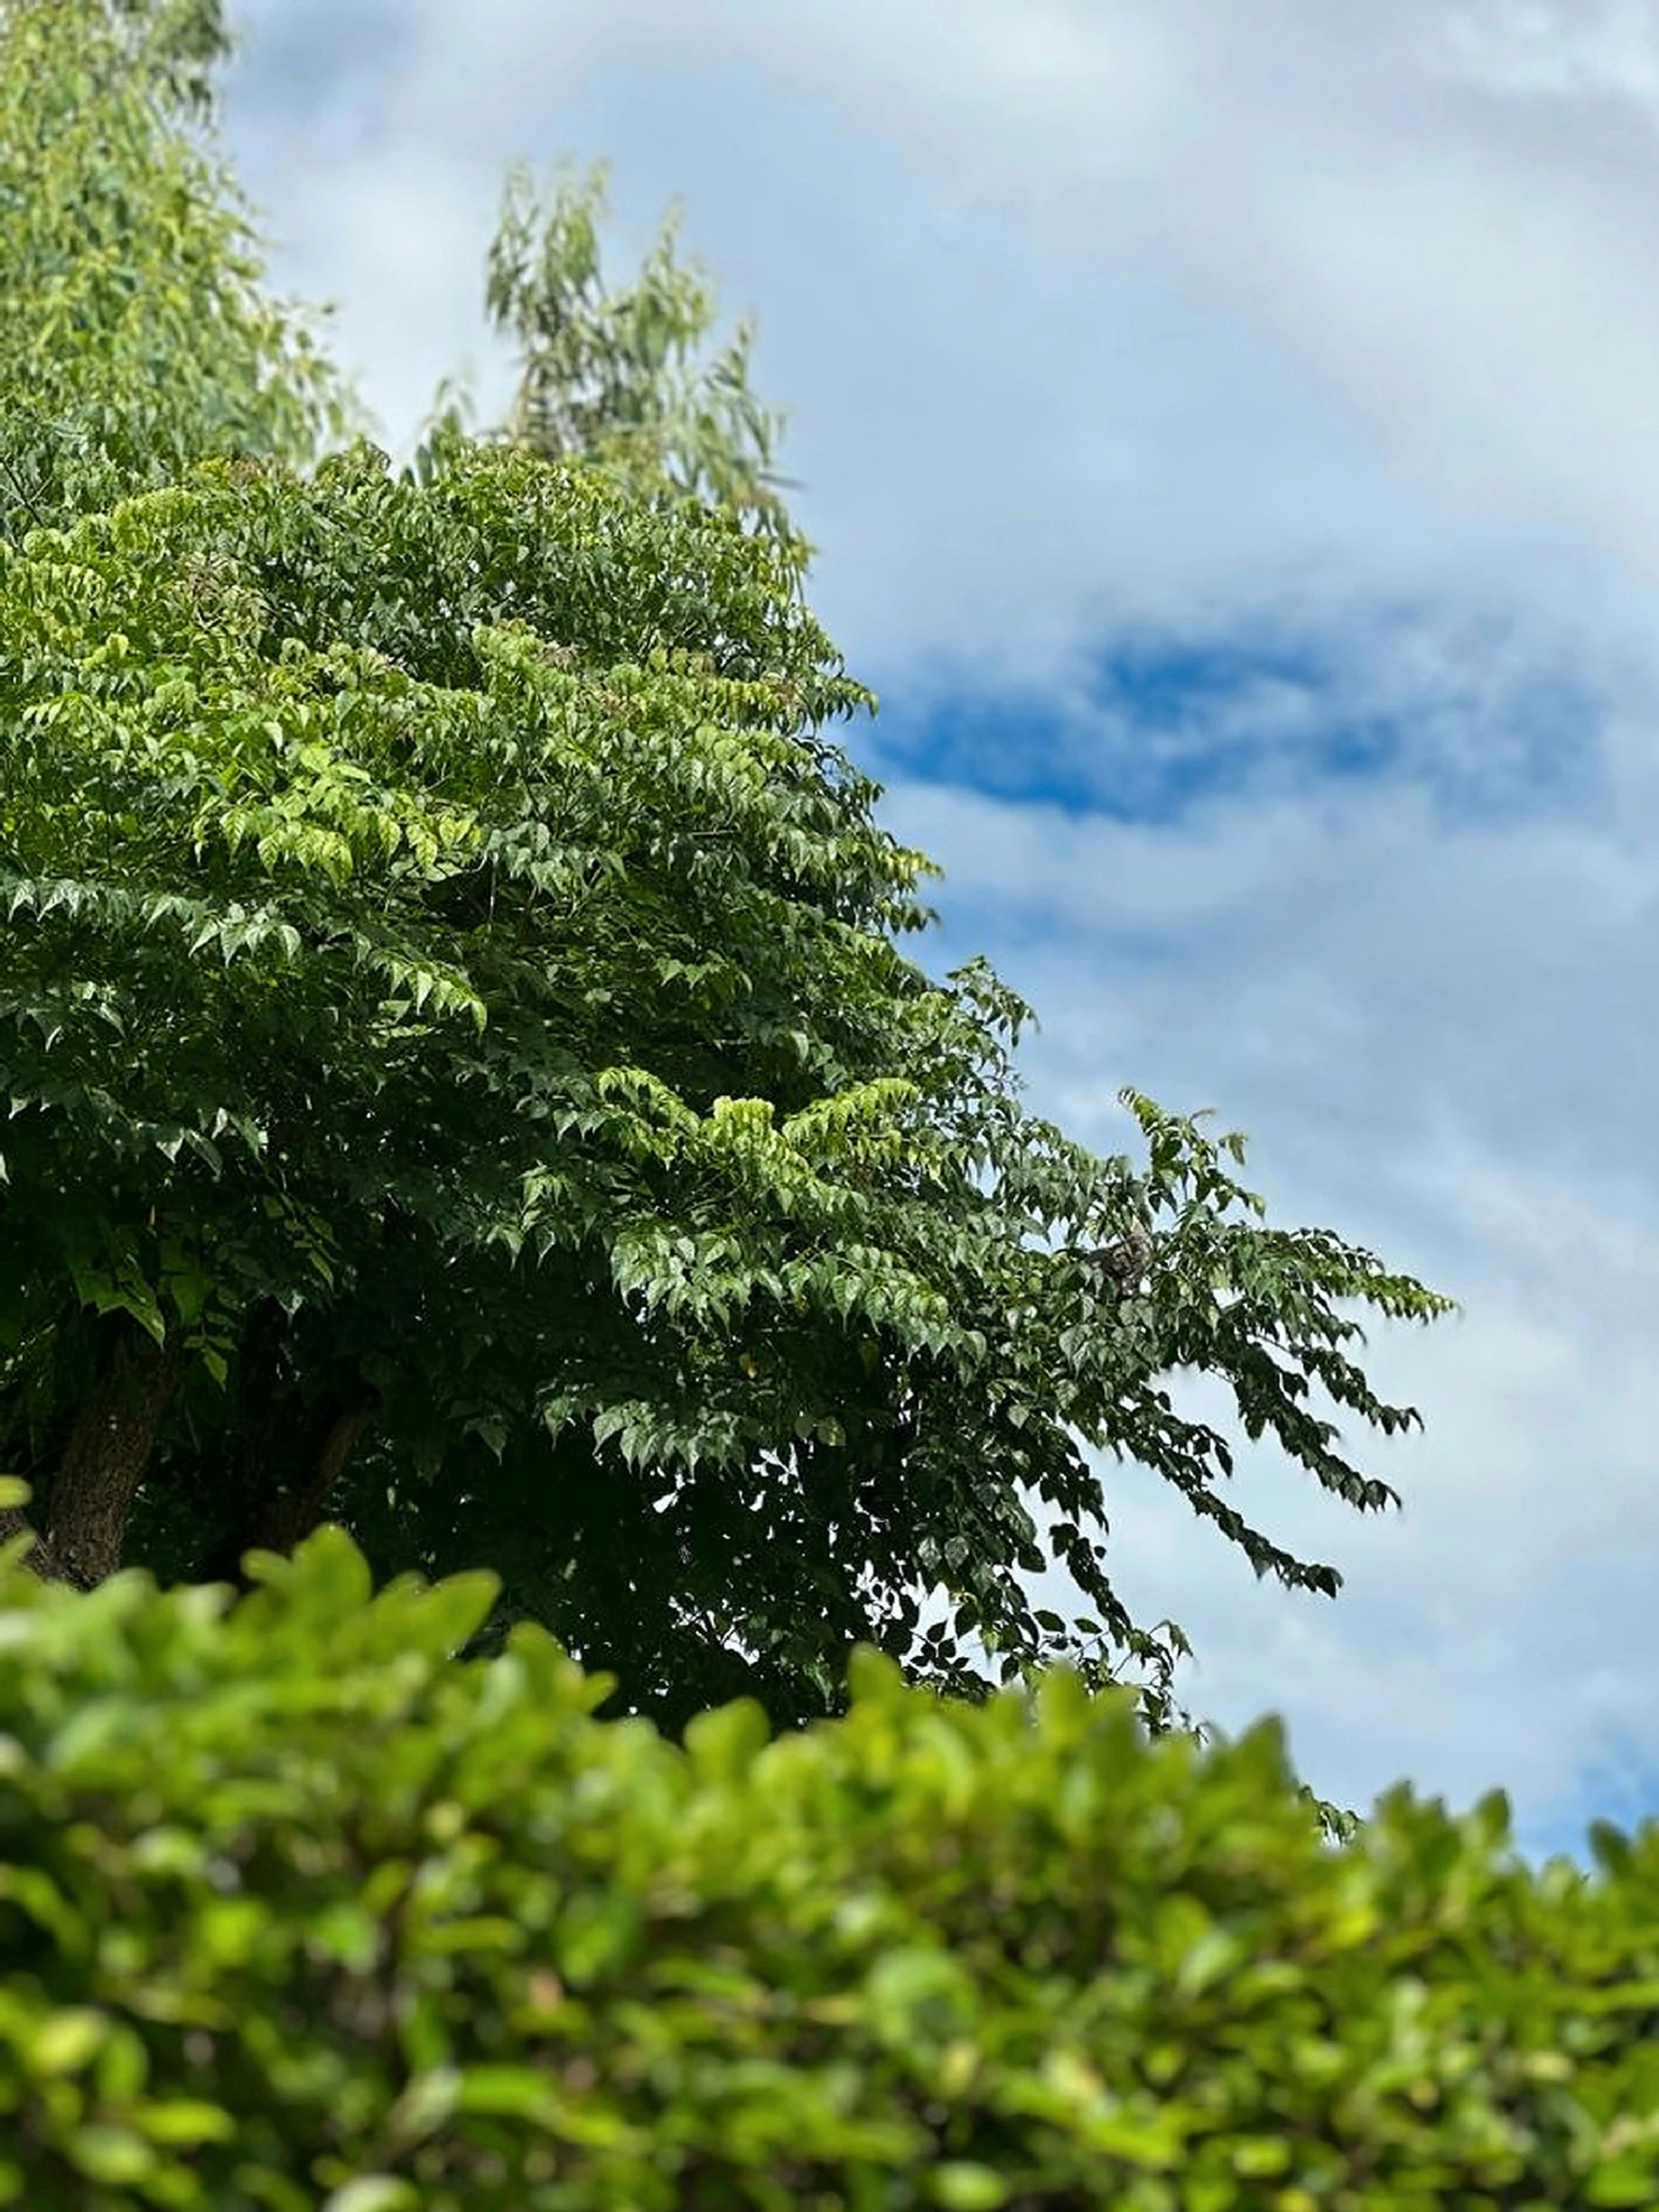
928 2166 1010 2211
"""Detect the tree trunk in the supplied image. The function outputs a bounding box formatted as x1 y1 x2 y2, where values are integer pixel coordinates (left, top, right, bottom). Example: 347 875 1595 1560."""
197 1300 382 1587
21 1317 186 1589
241 1389 382 1559
0 1500 89 1589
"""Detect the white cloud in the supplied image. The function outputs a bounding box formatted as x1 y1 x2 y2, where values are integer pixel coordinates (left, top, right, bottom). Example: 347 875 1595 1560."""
862 741 1659 1864
213 0 1659 1875
1430 0 1659 107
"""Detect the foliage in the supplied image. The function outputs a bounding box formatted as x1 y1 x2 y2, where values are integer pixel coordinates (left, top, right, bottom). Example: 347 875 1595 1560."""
0 0 363 546
3 1515 1654 2211
414 155 813 588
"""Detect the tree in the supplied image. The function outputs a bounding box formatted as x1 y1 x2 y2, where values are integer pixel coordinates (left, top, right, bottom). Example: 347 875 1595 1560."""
0 0 362 1582
0 434 1452 1803
0 5 1457 1850
0 0 362 548
417 156 813 587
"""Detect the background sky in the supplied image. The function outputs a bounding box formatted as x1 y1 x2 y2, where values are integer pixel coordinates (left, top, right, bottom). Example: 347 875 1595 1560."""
215 0 1659 1880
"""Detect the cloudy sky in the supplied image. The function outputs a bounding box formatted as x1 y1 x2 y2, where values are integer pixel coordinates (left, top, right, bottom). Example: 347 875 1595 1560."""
216 0 1659 1879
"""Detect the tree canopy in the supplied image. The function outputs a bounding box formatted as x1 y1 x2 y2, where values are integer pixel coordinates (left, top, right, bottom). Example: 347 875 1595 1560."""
0 0 362 546
0 0 1460 1848
412 153 816 593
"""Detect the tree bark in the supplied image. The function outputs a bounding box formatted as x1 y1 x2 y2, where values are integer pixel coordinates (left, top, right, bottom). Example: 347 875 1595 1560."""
241 1389 382 1559
0 1500 90 1589
14 1317 187 1589
0 1303 384 1598
197 1300 382 1587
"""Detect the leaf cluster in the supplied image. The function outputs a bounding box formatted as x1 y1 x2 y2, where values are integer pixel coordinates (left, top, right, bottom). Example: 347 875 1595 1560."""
0 0 363 546
415 155 814 590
